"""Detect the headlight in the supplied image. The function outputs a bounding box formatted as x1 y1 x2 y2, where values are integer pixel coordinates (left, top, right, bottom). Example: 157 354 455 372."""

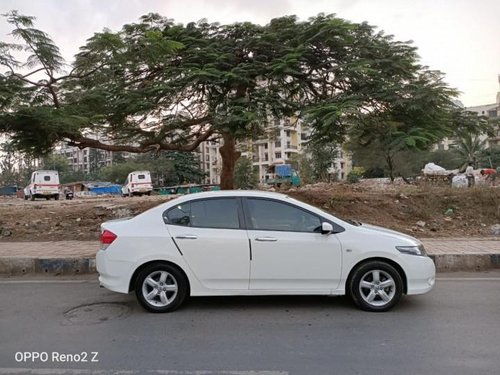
396 244 426 256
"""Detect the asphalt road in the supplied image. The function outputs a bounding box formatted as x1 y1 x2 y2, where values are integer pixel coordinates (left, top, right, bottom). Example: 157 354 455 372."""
0 272 499 375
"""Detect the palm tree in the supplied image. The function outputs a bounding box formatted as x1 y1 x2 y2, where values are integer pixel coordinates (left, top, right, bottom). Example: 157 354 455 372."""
454 133 487 169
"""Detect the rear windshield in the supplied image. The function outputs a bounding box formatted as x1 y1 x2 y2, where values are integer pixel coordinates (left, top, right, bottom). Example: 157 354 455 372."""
138 175 145 179
44 176 51 181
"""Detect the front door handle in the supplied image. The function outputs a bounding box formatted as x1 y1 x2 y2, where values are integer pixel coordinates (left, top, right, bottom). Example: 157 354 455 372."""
255 237 278 242
175 234 198 240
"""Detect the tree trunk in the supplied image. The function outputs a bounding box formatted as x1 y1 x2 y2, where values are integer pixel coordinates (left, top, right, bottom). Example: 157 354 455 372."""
219 132 241 190
386 154 395 182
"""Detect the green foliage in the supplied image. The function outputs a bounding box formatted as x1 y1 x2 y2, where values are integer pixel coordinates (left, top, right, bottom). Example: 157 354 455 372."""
0 141 36 186
96 151 206 186
447 109 495 169
424 149 463 170
289 153 314 184
40 153 70 174
452 134 487 169
1 11 458 189
154 152 206 186
97 162 148 184
306 142 339 182
234 157 258 189
347 167 365 184
350 139 465 179
478 146 500 169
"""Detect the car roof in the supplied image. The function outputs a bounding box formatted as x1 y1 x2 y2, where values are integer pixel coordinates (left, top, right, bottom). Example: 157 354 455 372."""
174 190 289 200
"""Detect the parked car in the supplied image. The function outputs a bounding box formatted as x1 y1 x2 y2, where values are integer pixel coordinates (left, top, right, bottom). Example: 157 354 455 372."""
96 191 435 313
121 171 153 197
23 170 60 201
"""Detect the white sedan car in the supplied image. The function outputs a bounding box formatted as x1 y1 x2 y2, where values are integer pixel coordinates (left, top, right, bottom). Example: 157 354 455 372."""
96 191 435 313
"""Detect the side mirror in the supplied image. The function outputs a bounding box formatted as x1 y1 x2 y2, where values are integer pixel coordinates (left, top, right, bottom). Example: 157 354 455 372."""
321 222 333 235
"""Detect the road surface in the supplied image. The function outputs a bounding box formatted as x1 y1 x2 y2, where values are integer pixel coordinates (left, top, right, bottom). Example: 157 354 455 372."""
0 272 499 375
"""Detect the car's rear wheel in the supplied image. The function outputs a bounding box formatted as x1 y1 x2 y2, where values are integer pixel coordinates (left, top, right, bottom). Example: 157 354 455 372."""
349 261 403 312
135 263 188 313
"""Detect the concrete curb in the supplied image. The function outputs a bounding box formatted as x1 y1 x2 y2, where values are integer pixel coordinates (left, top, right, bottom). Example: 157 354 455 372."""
429 254 500 272
0 257 96 276
0 254 499 275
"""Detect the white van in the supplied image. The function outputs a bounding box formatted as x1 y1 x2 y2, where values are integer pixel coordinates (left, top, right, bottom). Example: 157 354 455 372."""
122 171 153 197
24 170 61 201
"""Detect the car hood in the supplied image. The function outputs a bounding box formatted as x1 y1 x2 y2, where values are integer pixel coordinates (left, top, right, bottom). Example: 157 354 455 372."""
359 223 421 245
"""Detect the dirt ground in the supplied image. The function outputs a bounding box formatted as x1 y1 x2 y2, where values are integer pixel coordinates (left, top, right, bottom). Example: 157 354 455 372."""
0 182 498 242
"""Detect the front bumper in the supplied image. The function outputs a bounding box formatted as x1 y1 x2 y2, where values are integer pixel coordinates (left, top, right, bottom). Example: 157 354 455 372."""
404 255 436 295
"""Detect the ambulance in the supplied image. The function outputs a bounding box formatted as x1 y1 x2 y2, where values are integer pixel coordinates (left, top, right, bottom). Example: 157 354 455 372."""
121 171 153 197
24 170 61 201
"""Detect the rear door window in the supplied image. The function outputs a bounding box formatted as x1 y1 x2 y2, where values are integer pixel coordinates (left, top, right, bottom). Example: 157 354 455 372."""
164 198 240 229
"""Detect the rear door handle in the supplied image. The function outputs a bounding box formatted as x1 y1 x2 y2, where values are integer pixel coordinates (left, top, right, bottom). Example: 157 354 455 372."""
175 235 198 240
255 237 278 242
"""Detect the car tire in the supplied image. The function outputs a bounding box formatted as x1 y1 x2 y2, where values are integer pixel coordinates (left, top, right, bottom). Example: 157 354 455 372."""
135 263 189 313
54 194 59 200
349 261 403 312
30 193 35 201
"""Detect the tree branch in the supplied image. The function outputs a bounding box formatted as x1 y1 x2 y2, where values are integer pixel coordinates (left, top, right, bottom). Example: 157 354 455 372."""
64 126 214 153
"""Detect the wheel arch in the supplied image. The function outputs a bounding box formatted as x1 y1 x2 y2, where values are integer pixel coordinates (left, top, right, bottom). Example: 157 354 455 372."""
128 260 191 295
345 257 408 295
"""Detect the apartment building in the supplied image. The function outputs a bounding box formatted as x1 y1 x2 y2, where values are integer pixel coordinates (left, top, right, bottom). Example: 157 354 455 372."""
197 117 352 183
198 140 221 184
436 76 500 151
54 141 113 174
465 102 500 148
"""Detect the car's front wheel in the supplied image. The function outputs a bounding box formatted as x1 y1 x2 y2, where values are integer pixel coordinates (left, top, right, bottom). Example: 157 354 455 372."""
349 261 403 312
135 263 189 313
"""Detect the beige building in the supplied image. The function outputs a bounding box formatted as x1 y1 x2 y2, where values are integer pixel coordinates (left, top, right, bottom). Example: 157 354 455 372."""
54 132 114 174
465 102 500 148
197 117 353 183
437 75 500 151
198 140 221 184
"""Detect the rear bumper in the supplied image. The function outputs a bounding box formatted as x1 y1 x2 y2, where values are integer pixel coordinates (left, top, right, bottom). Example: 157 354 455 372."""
32 190 59 195
130 188 152 193
96 250 132 294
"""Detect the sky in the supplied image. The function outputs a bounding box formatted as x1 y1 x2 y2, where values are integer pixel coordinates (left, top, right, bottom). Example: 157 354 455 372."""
0 0 499 107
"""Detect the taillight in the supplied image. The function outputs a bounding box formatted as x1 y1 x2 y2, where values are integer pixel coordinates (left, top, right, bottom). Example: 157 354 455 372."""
100 230 117 249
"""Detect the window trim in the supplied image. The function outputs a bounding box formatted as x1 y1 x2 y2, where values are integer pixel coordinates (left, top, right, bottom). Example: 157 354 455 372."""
163 197 245 230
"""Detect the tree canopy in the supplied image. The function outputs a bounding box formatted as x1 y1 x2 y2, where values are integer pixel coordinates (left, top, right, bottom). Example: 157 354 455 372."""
1 11 460 188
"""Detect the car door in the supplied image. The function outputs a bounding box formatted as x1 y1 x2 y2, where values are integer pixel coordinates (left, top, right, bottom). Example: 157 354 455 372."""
245 198 342 291
164 197 250 290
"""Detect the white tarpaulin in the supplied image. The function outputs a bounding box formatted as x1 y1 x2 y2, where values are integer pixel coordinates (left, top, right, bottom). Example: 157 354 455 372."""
422 162 448 175
451 175 468 188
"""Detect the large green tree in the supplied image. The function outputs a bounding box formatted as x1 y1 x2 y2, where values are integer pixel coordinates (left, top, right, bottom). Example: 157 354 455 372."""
1 12 458 188
348 70 457 181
